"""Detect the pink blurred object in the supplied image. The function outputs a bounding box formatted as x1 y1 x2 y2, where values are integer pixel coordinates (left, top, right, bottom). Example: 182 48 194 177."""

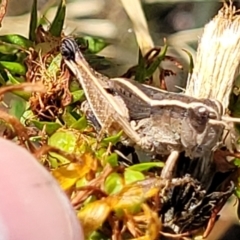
0 138 84 240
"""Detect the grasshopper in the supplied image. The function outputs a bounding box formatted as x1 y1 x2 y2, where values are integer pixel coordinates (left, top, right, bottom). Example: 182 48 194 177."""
60 37 238 177
108 77 226 157
108 77 226 178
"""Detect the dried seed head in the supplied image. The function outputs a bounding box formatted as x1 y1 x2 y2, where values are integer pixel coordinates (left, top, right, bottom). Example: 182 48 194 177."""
27 50 71 121
186 3 240 110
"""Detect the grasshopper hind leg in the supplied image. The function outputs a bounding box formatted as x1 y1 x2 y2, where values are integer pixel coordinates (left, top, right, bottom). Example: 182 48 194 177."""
81 101 139 163
81 100 109 148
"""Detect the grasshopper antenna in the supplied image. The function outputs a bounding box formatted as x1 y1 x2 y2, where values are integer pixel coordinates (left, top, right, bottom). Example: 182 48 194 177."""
221 116 240 123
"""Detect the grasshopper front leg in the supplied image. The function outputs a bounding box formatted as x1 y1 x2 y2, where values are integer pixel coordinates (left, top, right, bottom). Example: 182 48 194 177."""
160 151 180 198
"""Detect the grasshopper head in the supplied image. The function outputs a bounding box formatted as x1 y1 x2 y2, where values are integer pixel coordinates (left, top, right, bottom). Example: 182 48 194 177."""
187 105 220 133
181 104 224 158
60 37 79 61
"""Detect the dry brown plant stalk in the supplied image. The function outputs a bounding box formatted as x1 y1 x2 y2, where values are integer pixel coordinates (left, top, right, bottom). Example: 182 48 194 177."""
120 0 161 87
186 2 240 111
0 82 45 96
0 83 45 151
0 110 35 151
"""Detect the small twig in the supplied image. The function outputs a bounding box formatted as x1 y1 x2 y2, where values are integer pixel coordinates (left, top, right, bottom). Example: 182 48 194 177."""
0 0 8 27
0 82 45 97
0 110 36 152
71 164 114 207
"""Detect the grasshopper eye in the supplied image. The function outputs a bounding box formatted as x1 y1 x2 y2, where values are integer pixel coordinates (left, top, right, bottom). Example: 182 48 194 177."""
198 107 207 114
198 106 218 120
197 107 209 118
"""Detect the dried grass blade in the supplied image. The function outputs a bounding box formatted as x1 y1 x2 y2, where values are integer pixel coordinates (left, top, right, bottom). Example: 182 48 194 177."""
120 0 160 87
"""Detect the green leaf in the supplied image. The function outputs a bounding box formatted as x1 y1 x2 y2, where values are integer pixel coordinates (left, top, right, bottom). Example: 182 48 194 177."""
38 13 49 26
20 108 34 124
234 158 240 167
145 44 168 78
135 48 145 82
127 162 164 172
88 231 109 240
235 176 240 205
95 147 107 160
49 155 59 168
76 177 88 188
0 73 6 85
48 130 77 153
76 36 109 54
48 151 69 167
234 74 240 90
104 173 123 195
62 111 77 127
65 105 80 119
69 80 81 92
47 130 91 165
71 115 88 130
82 195 97 207
0 35 33 49
17 52 28 63
48 130 78 165
9 98 26 120
235 186 240 198
13 76 25 83
48 53 62 75
0 54 17 63
235 181 240 220
31 120 61 135
29 0 38 41
230 97 240 118
102 131 122 145
86 55 112 71
71 90 85 103
0 61 26 75
29 136 43 143
124 169 145 185
6 71 21 84
105 153 118 167
6 71 30 100
49 0 66 37
0 42 19 55
183 49 194 74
